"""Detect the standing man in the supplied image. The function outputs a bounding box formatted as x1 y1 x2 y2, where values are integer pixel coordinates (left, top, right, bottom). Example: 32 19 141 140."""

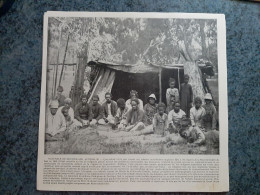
56 86 66 107
74 94 92 127
99 92 117 125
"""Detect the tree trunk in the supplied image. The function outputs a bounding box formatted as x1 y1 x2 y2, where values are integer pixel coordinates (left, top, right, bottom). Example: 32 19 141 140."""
199 20 207 59
184 61 205 102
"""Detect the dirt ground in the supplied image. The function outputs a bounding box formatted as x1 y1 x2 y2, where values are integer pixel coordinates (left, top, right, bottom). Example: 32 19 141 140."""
45 125 219 155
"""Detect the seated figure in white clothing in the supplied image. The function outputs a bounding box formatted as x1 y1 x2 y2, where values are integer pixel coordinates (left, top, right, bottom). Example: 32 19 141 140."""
45 100 67 141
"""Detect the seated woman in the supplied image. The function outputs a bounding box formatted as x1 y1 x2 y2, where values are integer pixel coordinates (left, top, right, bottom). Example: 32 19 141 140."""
120 98 145 132
153 102 168 136
168 101 187 134
143 94 158 125
125 90 143 110
115 98 128 130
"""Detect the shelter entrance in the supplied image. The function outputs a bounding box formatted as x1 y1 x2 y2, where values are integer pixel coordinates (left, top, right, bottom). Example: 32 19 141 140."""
111 68 184 104
111 70 159 103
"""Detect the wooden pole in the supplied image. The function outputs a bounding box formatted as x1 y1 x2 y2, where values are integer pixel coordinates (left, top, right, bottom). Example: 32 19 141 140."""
51 64 56 98
53 26 62 98
177 68 180 90
159 66 162 102
58 33 70 88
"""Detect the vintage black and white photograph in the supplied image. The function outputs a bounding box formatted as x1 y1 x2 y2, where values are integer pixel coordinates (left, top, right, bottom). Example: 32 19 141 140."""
44 13 220 155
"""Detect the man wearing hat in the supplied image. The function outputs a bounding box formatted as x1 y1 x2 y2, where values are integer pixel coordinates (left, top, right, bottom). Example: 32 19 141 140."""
143 94 158 125
202 93 217 131
45 100 66 140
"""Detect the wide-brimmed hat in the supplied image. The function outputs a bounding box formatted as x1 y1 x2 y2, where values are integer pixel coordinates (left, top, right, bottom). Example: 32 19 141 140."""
148 94 156 101
49 100 59 108
204 93 213 100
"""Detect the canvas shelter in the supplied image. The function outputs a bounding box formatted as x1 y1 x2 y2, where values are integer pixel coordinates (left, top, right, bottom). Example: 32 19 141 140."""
86 60 207 105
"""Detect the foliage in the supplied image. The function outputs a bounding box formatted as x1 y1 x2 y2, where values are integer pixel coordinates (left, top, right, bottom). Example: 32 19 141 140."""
48 17 218 71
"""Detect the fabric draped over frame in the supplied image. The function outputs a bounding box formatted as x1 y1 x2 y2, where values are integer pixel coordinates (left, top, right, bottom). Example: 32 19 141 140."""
88 68 116 104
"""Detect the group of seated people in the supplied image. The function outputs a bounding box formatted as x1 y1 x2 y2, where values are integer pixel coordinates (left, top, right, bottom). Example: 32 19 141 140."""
46 75 218 147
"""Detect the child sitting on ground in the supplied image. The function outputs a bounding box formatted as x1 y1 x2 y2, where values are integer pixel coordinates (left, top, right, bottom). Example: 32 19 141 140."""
153 102 168 136
166 78 179 107
168 101 187 134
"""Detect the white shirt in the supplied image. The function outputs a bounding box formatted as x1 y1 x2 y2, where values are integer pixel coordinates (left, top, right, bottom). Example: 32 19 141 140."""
46 110 66 136
190 106 206 127
168 109 186 125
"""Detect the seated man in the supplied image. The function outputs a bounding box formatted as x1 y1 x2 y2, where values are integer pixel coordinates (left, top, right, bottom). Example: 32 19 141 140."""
115 98 128 130
74 94 92 127
99 92 117 125
45 100 67 141
168 101 187 134
89 95 103 126
120 98 145 132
